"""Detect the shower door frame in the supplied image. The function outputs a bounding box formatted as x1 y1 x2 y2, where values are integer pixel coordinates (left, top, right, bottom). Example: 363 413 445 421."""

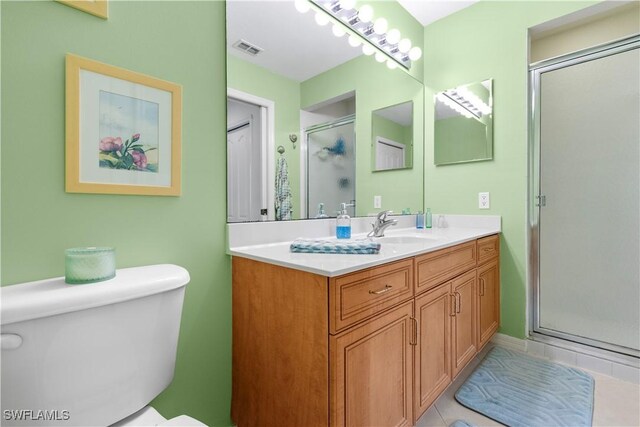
528 34 640 357
303 114 356 219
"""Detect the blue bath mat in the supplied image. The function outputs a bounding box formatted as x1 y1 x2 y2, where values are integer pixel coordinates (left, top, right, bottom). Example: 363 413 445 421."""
455 347 594 427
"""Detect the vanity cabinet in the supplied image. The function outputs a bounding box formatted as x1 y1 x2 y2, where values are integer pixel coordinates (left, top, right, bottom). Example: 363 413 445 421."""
413 256 478 416
414 283 452 416
231 234 500 427
477 235 500 350
451 270 478 377
330 300 414 427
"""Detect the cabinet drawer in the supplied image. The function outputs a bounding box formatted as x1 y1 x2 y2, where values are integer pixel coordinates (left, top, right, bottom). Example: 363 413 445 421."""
415 241 476 294
330 259 413 334
477 235 499 265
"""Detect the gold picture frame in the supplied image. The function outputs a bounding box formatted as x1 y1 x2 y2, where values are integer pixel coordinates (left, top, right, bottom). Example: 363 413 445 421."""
57 0 109 19
65 54 182 196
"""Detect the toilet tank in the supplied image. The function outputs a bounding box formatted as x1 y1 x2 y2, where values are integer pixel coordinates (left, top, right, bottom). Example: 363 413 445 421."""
0 264 190 427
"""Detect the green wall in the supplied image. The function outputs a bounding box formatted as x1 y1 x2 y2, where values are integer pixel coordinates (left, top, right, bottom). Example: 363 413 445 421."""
227 55 302 219
434 116 489 164
423 0 597 339
1 1 232 426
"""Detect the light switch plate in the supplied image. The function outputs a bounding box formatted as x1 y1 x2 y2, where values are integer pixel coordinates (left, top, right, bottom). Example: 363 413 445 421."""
479 192 490 209
374 195 382 209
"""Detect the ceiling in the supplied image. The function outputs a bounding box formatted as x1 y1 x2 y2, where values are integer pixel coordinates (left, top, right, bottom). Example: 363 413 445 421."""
396 0 480 26
375 102 413 126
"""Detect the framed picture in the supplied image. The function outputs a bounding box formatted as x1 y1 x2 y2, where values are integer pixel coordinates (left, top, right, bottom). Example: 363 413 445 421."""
65 54 182 196
57 0 109 19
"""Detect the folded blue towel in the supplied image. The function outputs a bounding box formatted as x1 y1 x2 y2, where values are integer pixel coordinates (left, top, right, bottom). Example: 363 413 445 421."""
290 238 381 254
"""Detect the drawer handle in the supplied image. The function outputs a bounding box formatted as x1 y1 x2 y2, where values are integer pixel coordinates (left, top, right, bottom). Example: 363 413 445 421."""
482 248 493 252
369 284 392 295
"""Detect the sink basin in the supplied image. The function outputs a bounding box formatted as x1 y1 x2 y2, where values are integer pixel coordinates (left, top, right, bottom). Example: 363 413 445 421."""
375 236 429 244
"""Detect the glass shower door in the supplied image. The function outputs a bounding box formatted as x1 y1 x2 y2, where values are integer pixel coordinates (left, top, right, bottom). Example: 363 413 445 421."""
532 37 640 356
306 116 356 218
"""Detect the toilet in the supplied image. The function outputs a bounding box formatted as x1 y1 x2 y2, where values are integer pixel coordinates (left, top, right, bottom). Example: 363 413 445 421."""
0 264 206 427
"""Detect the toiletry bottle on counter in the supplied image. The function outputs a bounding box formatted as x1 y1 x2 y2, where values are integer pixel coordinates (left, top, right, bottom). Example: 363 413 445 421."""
425 208 432 229
336 203 351 239
416 211 424 229
315 203 328 218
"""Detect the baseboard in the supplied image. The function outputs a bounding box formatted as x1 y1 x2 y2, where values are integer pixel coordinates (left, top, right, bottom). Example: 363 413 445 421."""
491 333 527 352
490 333 640 385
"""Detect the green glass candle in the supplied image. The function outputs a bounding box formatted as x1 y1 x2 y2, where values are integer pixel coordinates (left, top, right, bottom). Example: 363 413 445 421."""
65 247 116 284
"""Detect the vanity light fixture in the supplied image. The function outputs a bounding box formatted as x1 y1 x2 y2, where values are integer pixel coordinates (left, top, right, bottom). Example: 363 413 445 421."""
437 93 479 119
438 84 494 120
453 86 492 115
295 0 421 70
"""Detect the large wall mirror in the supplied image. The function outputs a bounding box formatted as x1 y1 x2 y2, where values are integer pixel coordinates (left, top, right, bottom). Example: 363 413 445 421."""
226 0 424 222
434 79 493 166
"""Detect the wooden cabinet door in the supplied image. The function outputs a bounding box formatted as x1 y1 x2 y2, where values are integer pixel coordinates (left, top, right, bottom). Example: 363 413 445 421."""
414 282 452 419
451 270 477 378
477 258 500 350
331 301 414 427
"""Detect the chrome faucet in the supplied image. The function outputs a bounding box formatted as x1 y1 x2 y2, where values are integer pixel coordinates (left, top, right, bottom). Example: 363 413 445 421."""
368 210 398 238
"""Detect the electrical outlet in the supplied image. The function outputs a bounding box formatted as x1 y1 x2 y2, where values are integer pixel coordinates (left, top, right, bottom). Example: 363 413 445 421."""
374 195 382 209
479 192 490 209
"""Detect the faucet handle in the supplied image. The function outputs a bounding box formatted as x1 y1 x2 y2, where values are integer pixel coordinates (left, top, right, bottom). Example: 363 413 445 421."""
376 210 393 221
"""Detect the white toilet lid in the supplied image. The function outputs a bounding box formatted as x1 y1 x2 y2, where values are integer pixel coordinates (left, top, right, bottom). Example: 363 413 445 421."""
159 415 207 427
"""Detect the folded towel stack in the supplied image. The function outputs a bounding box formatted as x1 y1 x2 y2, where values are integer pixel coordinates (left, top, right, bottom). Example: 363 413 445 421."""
290 238 381 255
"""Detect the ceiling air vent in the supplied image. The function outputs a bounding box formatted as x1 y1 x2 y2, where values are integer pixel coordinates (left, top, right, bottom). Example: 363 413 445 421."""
232 39 263 56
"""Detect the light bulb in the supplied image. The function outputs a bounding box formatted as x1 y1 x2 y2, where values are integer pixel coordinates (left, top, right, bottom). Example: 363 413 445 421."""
386 29 400 45
339 0 356 10
398 38 411 53
362 44 375 56
373 18 388 35
358 5 374 23
332 24 346 37
294 0 311 13
386 59 398 70
348 34 362 47
315 11 329 26
375 51 386 63
408 46 422 61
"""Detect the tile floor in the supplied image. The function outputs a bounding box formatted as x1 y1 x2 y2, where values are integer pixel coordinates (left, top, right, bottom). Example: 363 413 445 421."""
415 345 640 427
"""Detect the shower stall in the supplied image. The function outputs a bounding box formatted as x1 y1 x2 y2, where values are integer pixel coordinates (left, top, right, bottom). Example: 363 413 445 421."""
305 115 356 218
530 35 640 357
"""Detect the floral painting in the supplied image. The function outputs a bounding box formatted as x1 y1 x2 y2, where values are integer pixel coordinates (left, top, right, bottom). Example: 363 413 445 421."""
66 54 181 195
98 91 159 173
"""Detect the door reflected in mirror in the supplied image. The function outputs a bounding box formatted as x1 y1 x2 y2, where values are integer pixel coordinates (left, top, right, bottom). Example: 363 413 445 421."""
226 0 424 222
372 101 413 171
434 79 493 166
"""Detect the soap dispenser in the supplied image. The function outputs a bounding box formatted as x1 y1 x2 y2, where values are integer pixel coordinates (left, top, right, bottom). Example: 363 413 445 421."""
336 203 351 239
315 203 328 219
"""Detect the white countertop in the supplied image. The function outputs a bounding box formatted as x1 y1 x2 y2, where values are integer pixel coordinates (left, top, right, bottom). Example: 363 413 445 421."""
229 220 500 277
